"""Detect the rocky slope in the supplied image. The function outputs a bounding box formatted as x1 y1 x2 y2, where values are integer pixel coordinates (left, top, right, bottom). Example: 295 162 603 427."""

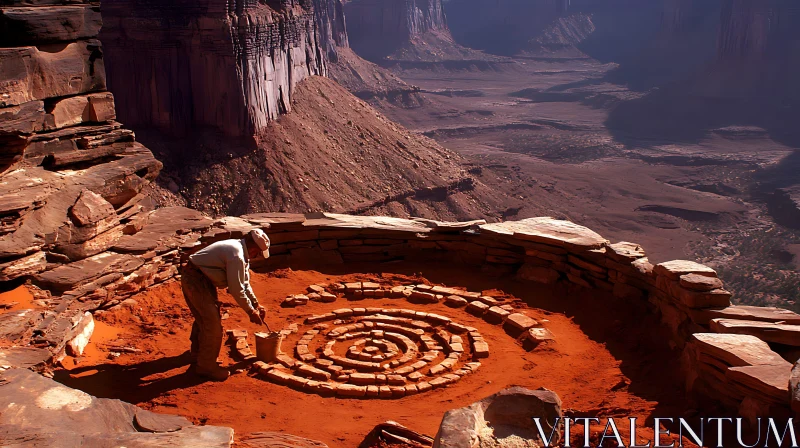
144 76 517 219
100 0 326 138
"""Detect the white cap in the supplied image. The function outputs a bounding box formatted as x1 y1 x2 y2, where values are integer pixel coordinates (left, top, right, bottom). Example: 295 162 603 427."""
250 229 270 259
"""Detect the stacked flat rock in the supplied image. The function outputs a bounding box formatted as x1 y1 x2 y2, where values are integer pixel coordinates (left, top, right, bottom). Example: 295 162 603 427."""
0 1 204 364
685 333 792 409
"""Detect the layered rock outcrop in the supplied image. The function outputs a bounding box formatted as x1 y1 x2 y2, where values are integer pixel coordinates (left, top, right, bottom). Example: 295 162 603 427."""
0 0 174 366
0 0 162 284
100 0 326 138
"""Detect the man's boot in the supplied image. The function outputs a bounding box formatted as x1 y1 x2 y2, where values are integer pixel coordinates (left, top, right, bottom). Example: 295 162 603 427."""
195 364 229 381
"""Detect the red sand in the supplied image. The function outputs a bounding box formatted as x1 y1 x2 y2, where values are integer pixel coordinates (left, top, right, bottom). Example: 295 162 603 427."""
0 286 39 312
54 263 698 447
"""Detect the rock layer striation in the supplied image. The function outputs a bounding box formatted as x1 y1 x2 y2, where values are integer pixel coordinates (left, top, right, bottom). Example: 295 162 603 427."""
100 0 326 137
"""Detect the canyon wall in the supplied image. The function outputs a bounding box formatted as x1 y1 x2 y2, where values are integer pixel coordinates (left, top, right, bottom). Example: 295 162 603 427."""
311 0 424 106
343 0 453 61
313 0 349 62
100 0 326 138
445 0 569 55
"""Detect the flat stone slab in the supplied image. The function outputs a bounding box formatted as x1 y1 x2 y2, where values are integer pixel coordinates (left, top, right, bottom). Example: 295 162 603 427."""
654 260 717 280
690 333 789 368
0 369 232 446
504 313 539 333
689 305 800 325
114 207 213 254
240 431 329 447
33 252 144 293
526 328 556 344
480 217 608 250
710 319 800 347
727 364 791 403
680 273 723 291
0 308 45 342
134 409 193 433
0 346 51 369
606 242 646 261
314 213 431 233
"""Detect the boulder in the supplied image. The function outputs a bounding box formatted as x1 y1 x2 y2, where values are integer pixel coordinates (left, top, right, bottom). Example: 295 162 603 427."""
434 387 562 448
65 311 94 356
69 189 115 226
0 368 233 446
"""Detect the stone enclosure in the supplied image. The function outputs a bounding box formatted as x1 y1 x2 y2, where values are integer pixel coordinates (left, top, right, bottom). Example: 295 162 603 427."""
2 0 800 439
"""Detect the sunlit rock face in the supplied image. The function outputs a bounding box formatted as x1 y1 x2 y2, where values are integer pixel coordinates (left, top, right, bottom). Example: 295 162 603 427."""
100 0 326 137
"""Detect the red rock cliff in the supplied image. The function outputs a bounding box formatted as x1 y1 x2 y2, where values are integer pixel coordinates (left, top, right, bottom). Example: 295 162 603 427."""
100 0 326 137
343 0 449 59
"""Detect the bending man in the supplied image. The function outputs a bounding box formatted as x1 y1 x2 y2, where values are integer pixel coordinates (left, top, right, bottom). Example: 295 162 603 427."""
180 229 270 381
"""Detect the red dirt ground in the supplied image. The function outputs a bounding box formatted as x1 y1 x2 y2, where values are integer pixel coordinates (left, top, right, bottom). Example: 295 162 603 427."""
52 262 699 447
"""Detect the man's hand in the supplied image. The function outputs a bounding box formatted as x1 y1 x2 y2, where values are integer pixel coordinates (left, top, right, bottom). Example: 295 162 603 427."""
257 305 268 321
249 310 265 326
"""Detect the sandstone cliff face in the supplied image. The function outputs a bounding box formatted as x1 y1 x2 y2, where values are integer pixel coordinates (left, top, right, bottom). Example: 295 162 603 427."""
313 0 349 62
345 0 448 45
343 0 458 61
312 0 424 107
100 0 326 138
718 0 770 58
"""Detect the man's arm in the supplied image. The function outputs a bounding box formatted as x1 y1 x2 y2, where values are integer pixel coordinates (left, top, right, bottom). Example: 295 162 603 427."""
225 255 258 316
244 269 260 308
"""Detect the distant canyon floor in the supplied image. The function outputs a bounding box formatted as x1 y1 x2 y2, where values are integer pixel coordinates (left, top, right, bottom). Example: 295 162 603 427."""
376 57 800 310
